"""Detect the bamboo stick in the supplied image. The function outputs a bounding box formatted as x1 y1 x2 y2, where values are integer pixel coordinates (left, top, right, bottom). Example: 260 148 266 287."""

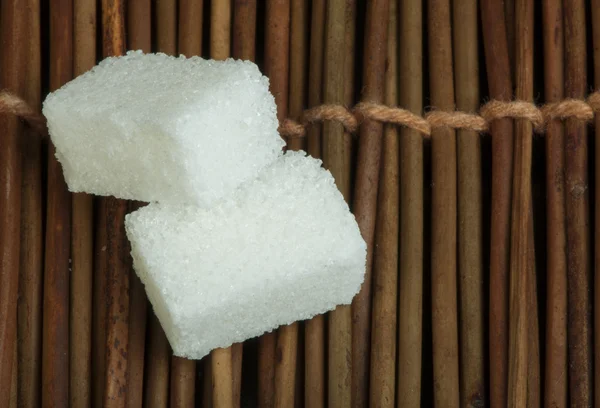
427 0 459 406
10 344 17 408
232 343 243 408
169 1 204 405
542 0 567 406
272 2 298 407
71 0 96 406
127 204 148 408
42 1 73 406
527 207 540 407
93 201 108 407
592 2 600 407
343 0 356 175
142 4 178 406
286 0 308 151
208 3 234 407
17 0 42 406
480 1 515 406
232 0 256 60
257 1 290 407
212 347 234 408
157 0 177 55
126 6 151 407
507 0 533 406
0 8 27 400
369 2 398 406
145 313 171 408
563 1 592 406
231 4 256 406
351 2 389 407
303 1 326 406
170 357 197 407
452 0 484 405
322 1 351 406
179 0 203 56
396 0 424 407
128 0 151 52
101 3 130 407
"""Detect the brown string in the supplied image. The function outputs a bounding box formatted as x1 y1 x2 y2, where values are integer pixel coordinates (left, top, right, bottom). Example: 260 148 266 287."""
0 91 48 137
1 89 600 140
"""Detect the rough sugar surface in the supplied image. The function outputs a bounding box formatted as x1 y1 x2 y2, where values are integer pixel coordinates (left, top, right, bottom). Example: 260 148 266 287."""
43 50 285 206
125 151 366 359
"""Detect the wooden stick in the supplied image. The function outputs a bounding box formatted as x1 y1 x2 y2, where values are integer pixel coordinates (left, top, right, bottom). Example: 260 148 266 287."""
128 0 151 52
369 1 398 406
141 4 178 406
93 200 108 408
157 0 177 55
351 2 389 407
563 1 592 406
207 4 234 407
396 0 423 407
212 347 234 408
169 1 204 404
101 3 129 407
42 1 73 406
257 2 290 407
507 0 533 406
343 0 356 174
232 343 243 408
17 0 42 406
179 0 203 56
542 0 567 406
125 6 151 407
304 2 326 405
71 0 96 406
592 2 600 407
322 1 351 406
453 0 484 405
428 0 459 406
527 206 540 408
170 357 197 407
286 0 308 150
211 0 231 60
145 313 171 407
480 1 515 406
232 0 256 61
9 343 17 408
272 1 298 406
231 4 256 406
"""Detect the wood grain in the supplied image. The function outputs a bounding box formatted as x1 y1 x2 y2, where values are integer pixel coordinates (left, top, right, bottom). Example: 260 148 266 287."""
157 0 177 54
592 1 600 406
145 313 171 408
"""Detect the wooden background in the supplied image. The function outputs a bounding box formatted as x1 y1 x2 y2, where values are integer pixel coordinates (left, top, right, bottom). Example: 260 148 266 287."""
0 0 598 407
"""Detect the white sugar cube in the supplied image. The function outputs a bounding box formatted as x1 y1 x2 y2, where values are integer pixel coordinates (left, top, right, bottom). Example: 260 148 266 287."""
125 151 366 359
42 50 285 206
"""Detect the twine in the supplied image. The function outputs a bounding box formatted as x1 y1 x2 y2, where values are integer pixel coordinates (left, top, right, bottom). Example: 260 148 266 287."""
1 89 600 140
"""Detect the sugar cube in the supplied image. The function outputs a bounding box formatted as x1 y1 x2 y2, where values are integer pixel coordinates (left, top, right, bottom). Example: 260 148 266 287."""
42 50 285 206
125 151 366 359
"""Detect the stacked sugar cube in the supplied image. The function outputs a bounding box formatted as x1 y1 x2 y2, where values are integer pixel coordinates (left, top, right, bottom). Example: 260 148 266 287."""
43 51 366 359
